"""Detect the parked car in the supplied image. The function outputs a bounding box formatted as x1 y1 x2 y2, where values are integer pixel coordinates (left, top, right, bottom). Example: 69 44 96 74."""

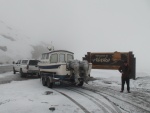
13 59 39 77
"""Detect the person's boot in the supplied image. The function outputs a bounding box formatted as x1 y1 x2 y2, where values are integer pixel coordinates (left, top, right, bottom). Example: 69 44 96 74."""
120 90 123 93
128 91 131 93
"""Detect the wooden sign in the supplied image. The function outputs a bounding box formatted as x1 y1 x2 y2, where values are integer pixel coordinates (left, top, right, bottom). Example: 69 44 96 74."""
83 51 136 79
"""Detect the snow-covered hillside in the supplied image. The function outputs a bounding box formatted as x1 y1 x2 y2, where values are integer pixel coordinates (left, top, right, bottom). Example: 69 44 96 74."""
0 20 49 64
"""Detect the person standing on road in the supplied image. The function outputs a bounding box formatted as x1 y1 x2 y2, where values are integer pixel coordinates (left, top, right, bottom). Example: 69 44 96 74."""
118 60 131 93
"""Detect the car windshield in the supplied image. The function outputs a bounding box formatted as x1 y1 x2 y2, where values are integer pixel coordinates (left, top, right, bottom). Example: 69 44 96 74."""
29 60 38 65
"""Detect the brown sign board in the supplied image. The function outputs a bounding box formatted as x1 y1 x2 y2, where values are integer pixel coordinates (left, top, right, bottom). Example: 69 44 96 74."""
83 51 136 79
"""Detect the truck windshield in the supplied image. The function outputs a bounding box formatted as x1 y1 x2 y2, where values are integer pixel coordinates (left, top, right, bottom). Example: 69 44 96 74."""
22 60 28 64
29 60 38 65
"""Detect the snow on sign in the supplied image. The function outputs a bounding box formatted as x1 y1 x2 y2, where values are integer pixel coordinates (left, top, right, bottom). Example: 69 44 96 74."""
83 51 136 79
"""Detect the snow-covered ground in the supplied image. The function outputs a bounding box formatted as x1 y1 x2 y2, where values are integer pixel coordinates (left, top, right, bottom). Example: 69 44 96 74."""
90 69 150 91
0 69 150 113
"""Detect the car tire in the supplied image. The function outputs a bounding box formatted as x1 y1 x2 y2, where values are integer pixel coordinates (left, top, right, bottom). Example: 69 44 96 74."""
20 69 25 78
13 67 16 74
77 81 84 86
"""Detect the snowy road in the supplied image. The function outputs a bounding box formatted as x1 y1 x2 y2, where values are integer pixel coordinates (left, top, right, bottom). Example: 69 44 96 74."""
0 65 13 74
0 69 150 113
55 87 122 113
53 81 150 113
0 65 39 84
0 72 28 84
82 85 150 113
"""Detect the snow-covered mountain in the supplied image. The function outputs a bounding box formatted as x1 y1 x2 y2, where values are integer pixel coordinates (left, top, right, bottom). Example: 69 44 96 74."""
0 20 49 64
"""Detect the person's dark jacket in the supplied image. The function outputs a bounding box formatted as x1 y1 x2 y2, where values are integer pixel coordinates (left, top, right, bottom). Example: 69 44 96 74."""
118 64 131 78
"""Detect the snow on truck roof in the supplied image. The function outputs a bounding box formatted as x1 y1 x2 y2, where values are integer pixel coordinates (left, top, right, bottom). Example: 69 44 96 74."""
42 50 74 54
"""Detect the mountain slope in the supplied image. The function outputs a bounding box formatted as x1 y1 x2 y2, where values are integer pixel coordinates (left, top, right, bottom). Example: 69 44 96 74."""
0 20 48 64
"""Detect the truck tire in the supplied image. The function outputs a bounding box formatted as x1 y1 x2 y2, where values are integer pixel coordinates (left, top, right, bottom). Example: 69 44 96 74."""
37 73 41 78
20 69 25 78
47 78 53 88
13 67 16 74
42 77 47 86
78 81 84 86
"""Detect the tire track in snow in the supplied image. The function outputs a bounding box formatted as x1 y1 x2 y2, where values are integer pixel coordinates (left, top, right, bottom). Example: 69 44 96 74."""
91 85 150 108
55 90 91 113
66 87 121 113
82 85 150 113
95 85 150 104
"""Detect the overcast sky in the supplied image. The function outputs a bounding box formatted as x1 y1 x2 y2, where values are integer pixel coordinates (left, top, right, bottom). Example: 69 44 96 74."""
0 0 150 72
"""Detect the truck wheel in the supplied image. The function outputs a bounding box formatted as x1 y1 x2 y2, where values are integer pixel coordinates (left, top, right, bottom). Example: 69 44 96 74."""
37 73 41 78
13 67 16 74
47 78 53 88
20 69 25 78
42 77 47 86
78 81 84 86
